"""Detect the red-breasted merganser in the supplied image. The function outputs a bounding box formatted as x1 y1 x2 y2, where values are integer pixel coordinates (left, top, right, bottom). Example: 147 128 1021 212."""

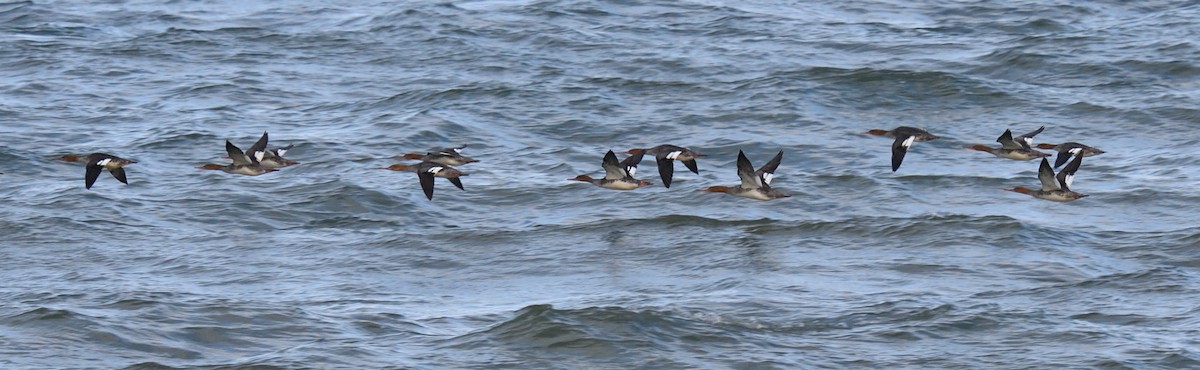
1035 142 1105 168
385 162 468 200
699 150 788 201
570 150 651 190
246 132 298 169
1006 154 1087 202
196 141 276 176
624 144 704 188
866 126 938 172
965 126 1050 161
83 153 136 189
399 145 477 166
56 154 90 164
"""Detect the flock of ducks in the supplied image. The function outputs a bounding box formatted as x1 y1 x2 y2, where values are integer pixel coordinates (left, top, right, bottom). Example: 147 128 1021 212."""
51 126 1105 202
866 125 1104 202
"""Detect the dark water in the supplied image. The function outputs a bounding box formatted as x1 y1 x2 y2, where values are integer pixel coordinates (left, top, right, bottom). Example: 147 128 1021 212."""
2 0 1199 368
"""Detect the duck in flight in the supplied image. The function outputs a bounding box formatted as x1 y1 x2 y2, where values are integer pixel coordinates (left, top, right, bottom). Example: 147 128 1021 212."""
965 126 1050 161
385 162 468 200
245 132 298 169
1006 154 1088 202
866 126 938 172
1035 142 1105 168
84 153 136 189
699 150 788 201
570 150 651 190
197 140 276 176
624 144 704 188
399 145 478 167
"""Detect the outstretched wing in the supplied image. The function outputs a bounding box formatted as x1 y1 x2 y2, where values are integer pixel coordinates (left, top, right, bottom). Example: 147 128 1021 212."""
1056 153 1083 191
736 150 760 188
227 141 254 165
600 150 625 180
247 132 270 162
756 150 784 187
110 167 128 184
891 135 914 172
84 155 106 189
996 129 1022 150
1014 126 1044 150
1037 158 1060 191
681 158 700 175
619 151 644 179
418 170 436 200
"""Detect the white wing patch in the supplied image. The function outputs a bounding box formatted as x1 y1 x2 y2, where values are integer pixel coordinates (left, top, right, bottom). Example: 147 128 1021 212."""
902 136 916 148
1020 137 1033 147
666 151 682 160
95 158 111 166
254 152 266 162
626 166 637 177
1068 148 1082 155
762 173 775 185
1063 173 1075 188
275 148 288 157
452 148 463 154
427 166 444 174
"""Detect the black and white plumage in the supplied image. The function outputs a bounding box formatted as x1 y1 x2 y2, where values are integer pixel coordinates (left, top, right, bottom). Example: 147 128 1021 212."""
84 153 136 190
625 144 703 188
246 132 298 169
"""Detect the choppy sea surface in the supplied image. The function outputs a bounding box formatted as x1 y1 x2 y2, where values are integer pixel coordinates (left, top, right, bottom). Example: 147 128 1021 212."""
2 0 1200 368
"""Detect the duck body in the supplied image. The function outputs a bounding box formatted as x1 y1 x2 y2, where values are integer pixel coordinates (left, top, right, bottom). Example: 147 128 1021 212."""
965 145 1051 160
400 145 477 167
965 126 1050 161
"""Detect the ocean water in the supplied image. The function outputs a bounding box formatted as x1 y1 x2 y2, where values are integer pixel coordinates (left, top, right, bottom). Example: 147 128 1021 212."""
2 0 1199 368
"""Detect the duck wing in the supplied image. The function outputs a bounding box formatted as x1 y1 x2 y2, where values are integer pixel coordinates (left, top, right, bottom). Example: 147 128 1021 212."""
1037 158 1060 191
226 140 254 165
891 135 915 172
600 150 626 180
1056 153 1083 191
1014 126 1044 150
996 129 1023 150
736 150 761 189
619 151 644 180
247 132 270 163
755 150 783 187
84 154 108 189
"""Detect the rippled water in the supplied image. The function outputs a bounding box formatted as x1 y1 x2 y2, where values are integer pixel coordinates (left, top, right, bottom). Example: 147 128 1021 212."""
2 0 1199 368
